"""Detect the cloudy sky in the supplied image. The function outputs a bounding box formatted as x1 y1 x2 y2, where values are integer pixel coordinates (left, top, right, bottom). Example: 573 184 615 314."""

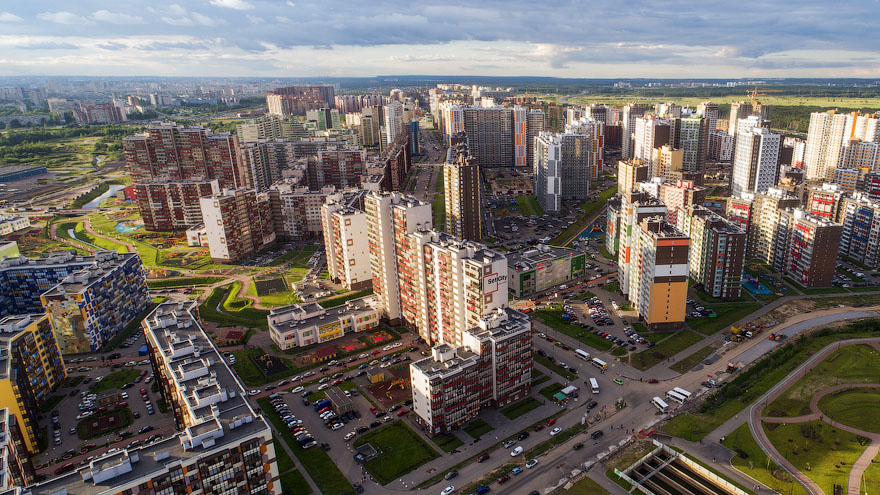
0 0 878 77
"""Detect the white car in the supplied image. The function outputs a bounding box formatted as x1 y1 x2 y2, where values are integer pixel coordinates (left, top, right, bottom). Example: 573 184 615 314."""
526 459 538 468
120 392 128 399
291 375 302 382
331 422 344 430
302 371 315 378
383 345 392 351
510 446 523 456
550 427 562 436
248 389 261 396
317 383 329 391
441 486 455 495
392 342 402 348
291 386 304 394
358 353 369 359
76 412 93 420
344 431 356 441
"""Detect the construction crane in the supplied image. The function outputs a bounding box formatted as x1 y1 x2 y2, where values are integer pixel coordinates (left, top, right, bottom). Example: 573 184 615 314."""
747 86 782 106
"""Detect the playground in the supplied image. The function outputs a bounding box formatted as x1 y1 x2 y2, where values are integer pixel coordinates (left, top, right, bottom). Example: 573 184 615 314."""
284 329 398 367
253 275 288 296
367 366 412 407
250 352 291 377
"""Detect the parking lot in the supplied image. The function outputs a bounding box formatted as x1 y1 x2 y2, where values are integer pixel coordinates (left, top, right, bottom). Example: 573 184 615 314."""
34 329 176 474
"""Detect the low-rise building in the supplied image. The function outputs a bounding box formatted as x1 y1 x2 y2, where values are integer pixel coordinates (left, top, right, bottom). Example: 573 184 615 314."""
410 308 531 436
507 245 587 298
0 216 29 236
268 296 379 350
40 251 151 354
0 314 66 453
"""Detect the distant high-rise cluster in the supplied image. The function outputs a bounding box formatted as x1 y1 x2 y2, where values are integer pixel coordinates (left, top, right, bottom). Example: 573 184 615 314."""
266 85 335 116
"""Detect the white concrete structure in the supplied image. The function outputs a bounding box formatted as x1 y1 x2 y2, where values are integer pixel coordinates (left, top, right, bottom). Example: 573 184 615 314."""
321 200 371 290
731 116 780 197
268 296 379 349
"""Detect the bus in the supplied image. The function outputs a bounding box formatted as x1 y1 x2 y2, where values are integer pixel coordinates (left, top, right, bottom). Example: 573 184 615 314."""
575 349 591 361
651 397 669 413
591 358 608 371
588 378 600 394
665 390 688 404
672 387 692 400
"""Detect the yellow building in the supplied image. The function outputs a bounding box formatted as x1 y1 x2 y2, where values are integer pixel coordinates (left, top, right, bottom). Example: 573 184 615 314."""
0 314 67 453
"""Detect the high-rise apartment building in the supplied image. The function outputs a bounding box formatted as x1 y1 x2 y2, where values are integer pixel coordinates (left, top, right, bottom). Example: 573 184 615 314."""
838 194 880 269
675 117 709 171
266 85 335 116
200 189 275 263
618 159 649 194
832 167 860 194
306 107 340 130
307 147 366 190
728 101 755 138
652 145 684 179
533 130 593 213
444 143 483 241
839 139 880 171
321 201 371 291
0 314 66 454
621 103 646 160
749 188 801 263
566 117 605 179
40 251 150 354
697 101 719 132
236 114 304 142
359 106 383 147
269 183 343 240
630 217 689 329
804 110 852 180
804 183 844 221
731 116 780 196
132 180 220 231
384 101 404 147
708 130 733 162
726 193 755 246
0 407 35 488
410 308 531 436
774 209 842 288
606 196 623 256
438 104 544 168
633 115 672 174
677 205 746 299
660 180 707 227
618 191 668 298
125 124 246 231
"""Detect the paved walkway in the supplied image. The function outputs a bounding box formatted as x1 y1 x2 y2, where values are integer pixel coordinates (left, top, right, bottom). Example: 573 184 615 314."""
747 338 880 495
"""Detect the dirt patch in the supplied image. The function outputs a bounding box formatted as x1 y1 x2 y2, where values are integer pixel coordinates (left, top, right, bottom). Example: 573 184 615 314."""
752 299 816 327
367 366 412 408
79 409 131 438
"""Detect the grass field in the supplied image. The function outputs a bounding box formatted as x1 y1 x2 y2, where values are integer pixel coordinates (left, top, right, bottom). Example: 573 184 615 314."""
534 353 576 380
90 369 140 393
862 451 880 495
687 303 762 335
533 305 613 351
500 397 542 420
319 288 374 308
630 330 704 371
353 422 440 485
430 433 464 453
722 424 808 495
279 470 312 495
766 344 880 417
432 193 445 230
816 387 880 433
764 420 867 495
198 283 269 330
552 184 618 246
147 277 226 289
463 419 494 439
73 221 129 252
662 320 880 441
670 344 717 373
539 383 564 400
515 195 545 216
257 398 354 495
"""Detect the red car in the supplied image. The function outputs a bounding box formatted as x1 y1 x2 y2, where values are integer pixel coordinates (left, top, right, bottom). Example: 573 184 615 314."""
97 406 107 413
497 475 510 484
114 402 128 408
54 463 75 475
371 349 381 355
139 388 147 395
546 419 556 427
534 424 545 432
648 378 659 384
477 453 490 463
369 406 378 414
396 408 410 416
543 336 553 342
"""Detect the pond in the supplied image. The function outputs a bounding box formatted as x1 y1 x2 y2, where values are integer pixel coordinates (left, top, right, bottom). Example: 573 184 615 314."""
83 184 125 209
114 220 143 234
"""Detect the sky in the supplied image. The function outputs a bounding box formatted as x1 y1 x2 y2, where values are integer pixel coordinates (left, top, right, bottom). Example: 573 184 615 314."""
0 0 879 78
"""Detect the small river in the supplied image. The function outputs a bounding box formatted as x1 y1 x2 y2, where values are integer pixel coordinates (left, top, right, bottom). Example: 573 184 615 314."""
83 184 126 209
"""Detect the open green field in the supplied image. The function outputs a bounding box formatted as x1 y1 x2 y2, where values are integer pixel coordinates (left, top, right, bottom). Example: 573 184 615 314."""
764 421 867 495
722 423 808 495
552 184 618 246
515 195 545 216
430 433 464 453
816 387 880 434
198 283 269 330
539 382 564 400
863 451 880 495
687 303 762 335
73 221 129 252
630 330 704 371
432 193 445 230
353 422 440 485
90 369 140 393
766 344 880 417
500 397 542 420
268 245 318 267
147 277 226 289
567 476 610 495
670 344 717 373
279 470 311 495
662 319 880 441
533 304 613 351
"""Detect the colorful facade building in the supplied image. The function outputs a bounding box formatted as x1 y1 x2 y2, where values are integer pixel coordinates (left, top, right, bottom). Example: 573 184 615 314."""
677 205 747 300
507 245 587 298
0 407 35 488
268 296 380 350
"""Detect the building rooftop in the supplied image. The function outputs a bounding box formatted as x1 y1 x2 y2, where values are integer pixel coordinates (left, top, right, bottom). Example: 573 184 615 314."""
268 296 378 335
27 302 270 495
641 217 688 239
40 251 140 297
507 244 581 272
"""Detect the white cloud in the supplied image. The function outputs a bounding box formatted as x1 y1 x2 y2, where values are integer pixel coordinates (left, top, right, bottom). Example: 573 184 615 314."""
246 15 265 24
209 0 254 10
91 10 144 24
161 16 193 26
275 16 291 23
286 1 296 6
36 11 92 25
0 12 22 22
191 12 224 26
168 4 187 16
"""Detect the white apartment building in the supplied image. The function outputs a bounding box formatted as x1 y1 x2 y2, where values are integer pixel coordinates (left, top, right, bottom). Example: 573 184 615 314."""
0 216 29 236
621 103 646 161
384 101 404 147
731 116 780 197
321 200 371 291
804 110 852 180
268 296 379 349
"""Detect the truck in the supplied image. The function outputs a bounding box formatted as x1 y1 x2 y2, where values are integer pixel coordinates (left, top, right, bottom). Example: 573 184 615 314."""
726 362 742 373
768 333 788 341
313 399 331 412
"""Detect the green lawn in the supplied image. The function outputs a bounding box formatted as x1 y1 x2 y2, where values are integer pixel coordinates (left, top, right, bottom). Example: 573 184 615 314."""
39 395 65 413
630 330 704 371
353 422 440 485
230 348 298 387
274 434 295 473
319 288 374 308
198 283 269 330
764 421 867 495
539 383 564 400
567 476 610 495
604 281 620 293
77 408 134 440
432 193 445 230
534 353 576 380
816 387 880 434
687 303 762 335
533 305 613 351
862 451 880 495
662 319 880 441
515 195 545 216
766 344 880 417
722 424 808 495
783 277 849 295
597 243 615 261
462 419 494 439
500 397 542 420
279 470 312 495
257 398 354 495
269 245 318 267
90 369 141 393
430 433 464 453
73 221 129 252
552 184 618 246
670 344 717 373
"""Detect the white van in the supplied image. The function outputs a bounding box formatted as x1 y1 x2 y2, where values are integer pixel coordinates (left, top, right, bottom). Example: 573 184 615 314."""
589 378 599 395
